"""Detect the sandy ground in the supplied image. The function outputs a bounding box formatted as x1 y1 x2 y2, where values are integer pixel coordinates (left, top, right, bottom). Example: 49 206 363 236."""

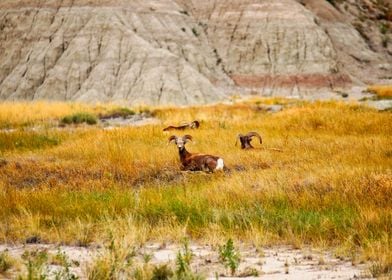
100 114 161 129
0 243 373 279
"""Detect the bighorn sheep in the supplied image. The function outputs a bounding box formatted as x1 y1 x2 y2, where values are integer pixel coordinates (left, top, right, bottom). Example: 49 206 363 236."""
169 135 224 172
163 120 200 131
236 132 262 149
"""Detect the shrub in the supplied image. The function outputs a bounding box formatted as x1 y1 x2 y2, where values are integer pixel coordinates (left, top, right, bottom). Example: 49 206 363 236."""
61 113 97 125
368 261 392 278
51 249 79 280
0 251 14 274
86 236 134 280
151 264 173 280
99 108 136 119
171 240 205 280
18 250 48 280
219 239 240 276
175 240 192 277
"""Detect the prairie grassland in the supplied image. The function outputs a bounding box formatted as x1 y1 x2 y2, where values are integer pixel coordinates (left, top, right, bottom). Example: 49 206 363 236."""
0 101 129 129
0 100 391 273
367 85 392 99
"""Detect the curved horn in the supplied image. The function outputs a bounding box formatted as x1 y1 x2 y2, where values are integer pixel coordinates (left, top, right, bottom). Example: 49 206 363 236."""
168 135 177 143
182 134 193 143
235 133 243 146
191 120 200 129
246 132 262 144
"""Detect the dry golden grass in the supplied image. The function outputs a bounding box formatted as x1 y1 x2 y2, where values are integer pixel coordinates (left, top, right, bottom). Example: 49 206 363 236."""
367 85 392 99
0 100 391 275
0 101 131 129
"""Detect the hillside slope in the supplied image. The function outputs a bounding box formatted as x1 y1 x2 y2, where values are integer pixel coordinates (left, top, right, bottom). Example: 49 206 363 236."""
0 0 391 104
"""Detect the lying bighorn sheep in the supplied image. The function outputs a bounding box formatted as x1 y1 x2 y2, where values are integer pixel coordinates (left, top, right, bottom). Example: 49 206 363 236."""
169 135 224 172
236 132 262 149
163 120 200 131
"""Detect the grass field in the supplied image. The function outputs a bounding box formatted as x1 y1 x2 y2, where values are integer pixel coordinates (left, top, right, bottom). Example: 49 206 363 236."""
367 85 392 99
0 100 391 277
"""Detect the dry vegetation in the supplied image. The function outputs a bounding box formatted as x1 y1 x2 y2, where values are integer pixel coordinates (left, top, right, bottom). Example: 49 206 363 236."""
0 100 391 277
367 85 392 99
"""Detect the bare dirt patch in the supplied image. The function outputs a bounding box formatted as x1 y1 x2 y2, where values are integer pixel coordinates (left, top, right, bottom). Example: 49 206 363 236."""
0 243 372 279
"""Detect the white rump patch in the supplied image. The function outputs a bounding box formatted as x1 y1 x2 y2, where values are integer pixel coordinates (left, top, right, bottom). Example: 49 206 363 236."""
216 158 224 170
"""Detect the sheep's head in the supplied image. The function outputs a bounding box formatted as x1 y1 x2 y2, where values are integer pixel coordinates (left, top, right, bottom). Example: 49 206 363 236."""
236 131 262 149
169 135 193 151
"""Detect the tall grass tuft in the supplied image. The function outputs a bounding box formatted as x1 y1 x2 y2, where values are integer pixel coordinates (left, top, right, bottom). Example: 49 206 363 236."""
0 251 14 274
61 112 97 125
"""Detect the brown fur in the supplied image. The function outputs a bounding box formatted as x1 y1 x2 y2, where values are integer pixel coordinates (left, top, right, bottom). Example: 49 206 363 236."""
169 135 223 172
163 121 200 131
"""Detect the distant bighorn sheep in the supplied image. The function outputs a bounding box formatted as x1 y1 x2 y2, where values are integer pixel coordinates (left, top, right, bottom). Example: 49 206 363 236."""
236 132 262 149
169 135 224 172
163 120 200 131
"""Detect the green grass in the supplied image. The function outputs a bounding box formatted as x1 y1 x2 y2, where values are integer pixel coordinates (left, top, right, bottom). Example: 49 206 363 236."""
0 131 61 152
61 112 97 125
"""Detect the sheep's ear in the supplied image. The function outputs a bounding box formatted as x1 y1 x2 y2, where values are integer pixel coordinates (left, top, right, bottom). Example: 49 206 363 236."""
235 134 243 146
183 135 193 143
168 135 177 144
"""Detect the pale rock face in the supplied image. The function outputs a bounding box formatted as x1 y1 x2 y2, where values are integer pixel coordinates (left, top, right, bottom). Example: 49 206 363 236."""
206 0 337 75
0 1 229 105
0 0 391 104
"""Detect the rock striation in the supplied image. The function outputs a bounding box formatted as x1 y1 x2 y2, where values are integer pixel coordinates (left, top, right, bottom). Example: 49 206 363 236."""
0 0 391 105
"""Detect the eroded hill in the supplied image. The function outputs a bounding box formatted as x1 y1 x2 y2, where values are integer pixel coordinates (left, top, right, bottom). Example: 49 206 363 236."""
0 0 391 105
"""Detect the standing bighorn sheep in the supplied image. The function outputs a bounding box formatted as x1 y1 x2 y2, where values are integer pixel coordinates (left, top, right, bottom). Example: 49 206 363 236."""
236 132 262 149
163 120 200 131
169 135 224 172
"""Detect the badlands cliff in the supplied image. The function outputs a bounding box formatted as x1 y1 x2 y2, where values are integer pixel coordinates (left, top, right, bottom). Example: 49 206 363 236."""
0 0 391 105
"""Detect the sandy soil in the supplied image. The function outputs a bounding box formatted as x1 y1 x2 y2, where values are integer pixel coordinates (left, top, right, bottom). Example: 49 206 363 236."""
0 243 373 279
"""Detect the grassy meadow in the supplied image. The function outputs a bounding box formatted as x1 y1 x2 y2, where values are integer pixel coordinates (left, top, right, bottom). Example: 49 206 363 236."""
0 100 391 276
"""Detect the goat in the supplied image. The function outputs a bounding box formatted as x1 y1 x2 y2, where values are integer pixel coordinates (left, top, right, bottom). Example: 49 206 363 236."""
168 134 224 172
163 120 200 131
236 132 262 149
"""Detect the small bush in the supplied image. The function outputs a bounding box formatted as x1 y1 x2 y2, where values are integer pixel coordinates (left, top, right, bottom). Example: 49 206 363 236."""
0 251 14 274
151 264 173 280
86 236 134 280
175 240 192 277
61 113 97 125
171 239 205 280
99 108 136 119
18 250 48 280
51 249 79 280
219 239 240 276
368 261 392 278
